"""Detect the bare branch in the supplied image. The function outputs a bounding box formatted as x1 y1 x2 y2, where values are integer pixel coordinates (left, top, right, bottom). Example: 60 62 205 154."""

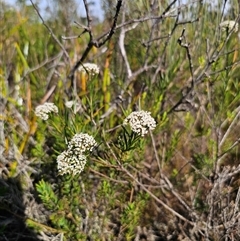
120 164 195 225
177 28 194 84
29 0 69 61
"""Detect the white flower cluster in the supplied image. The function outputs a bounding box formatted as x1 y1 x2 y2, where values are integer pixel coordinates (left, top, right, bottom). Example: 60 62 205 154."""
123 110 156 137
57 151 87 176
57 133 97 175
78 63 100 76
220 20 238 33
35 102 58 120
68 133 97 153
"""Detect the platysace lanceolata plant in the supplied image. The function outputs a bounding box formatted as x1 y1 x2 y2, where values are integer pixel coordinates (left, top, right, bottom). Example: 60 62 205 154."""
34 63 157 240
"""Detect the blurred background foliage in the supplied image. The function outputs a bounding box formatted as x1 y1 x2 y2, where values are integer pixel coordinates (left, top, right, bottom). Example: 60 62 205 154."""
1 0 240 240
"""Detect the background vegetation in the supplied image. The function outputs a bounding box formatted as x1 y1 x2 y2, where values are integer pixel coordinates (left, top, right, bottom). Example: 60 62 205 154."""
1 0 240 240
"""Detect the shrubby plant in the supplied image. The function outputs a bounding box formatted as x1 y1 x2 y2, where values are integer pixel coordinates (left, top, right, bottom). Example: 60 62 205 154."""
33 75 156 239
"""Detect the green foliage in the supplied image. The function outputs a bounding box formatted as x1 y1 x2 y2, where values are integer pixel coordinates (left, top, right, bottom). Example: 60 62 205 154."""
167 130 182 159
36 180 58 210
115 125 143 153
120 193 148 240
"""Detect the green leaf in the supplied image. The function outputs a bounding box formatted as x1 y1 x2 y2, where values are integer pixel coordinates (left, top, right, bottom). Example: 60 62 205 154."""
36 179 58 210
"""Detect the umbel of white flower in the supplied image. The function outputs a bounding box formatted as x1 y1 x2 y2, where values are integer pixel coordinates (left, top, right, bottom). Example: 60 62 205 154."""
35 102 58 120
57 133 97 176
68 133 97 154
220 20 238 33
78 63 100 76
57 151 87 176
123 110 156 137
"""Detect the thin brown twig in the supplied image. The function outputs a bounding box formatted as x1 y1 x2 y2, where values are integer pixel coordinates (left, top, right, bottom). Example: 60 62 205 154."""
120 164 195 225
177 28 194 84
89 168 128 184
20 52 63 83
29 0 69 61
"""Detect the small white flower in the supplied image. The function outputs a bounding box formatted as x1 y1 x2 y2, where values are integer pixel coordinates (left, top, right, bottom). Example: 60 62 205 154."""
65 100 81 114
65 100 74 108
220 20 238 33
57 150 87 175
68 133 97 154
35 102 58 120
123 110 156 136
78 63 100 76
